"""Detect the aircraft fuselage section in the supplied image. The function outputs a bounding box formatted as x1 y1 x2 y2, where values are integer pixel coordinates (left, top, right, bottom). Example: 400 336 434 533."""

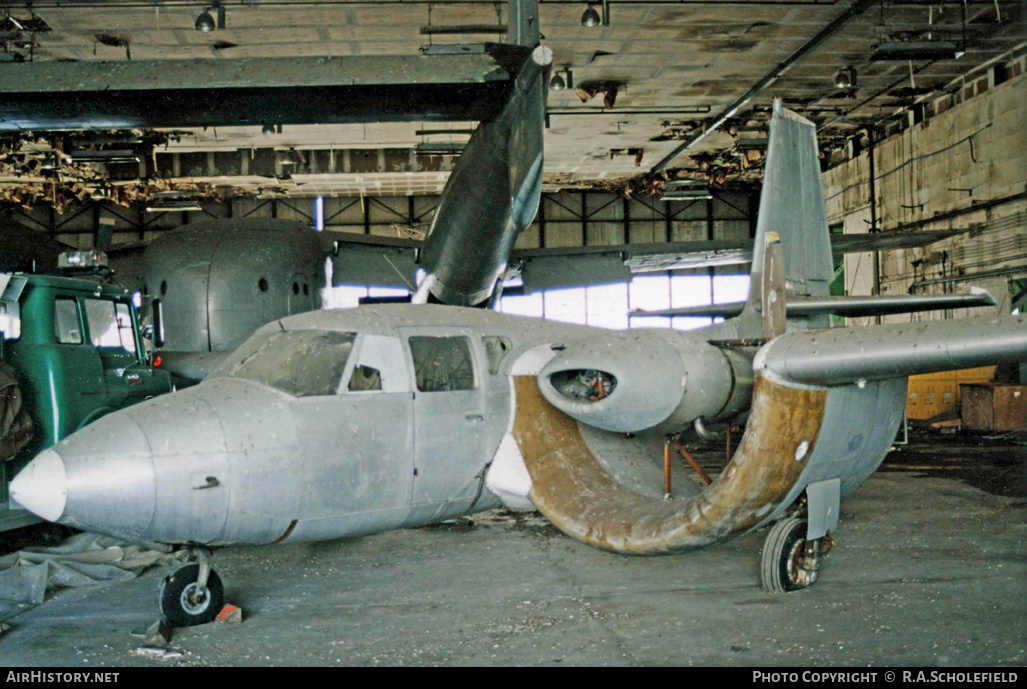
5 305 778 547
144 219 324 355
19 305 1021 553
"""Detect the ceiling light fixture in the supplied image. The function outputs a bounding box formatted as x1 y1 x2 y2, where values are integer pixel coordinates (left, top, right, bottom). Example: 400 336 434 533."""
549 67 573 91
834 66 857 89
581 0 609 27
195 5 226 32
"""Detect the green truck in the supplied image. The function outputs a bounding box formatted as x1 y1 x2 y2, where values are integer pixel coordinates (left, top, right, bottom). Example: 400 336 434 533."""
0 251 173 530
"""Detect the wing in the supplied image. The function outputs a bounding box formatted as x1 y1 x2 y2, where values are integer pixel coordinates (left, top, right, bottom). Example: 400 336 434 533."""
505 227 970 293
630 289 998 319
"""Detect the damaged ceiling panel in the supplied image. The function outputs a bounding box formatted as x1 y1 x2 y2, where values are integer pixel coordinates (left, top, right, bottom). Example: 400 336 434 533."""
0 0 1023 211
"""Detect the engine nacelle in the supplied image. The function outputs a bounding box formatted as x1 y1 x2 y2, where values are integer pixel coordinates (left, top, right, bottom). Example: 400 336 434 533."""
537 330 754 434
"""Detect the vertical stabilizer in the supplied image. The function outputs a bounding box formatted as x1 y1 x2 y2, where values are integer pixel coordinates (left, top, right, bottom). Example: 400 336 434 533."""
738 100 833 336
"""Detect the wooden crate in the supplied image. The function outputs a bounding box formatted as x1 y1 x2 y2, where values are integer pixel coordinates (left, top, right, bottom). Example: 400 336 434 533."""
960 383 1027 431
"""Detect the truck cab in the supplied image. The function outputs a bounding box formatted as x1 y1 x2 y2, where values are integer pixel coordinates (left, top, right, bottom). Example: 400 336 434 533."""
0 253 174 529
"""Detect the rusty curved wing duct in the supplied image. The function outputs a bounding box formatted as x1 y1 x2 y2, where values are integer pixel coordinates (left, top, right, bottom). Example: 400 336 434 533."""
512 313 1027 555
513 374 828 554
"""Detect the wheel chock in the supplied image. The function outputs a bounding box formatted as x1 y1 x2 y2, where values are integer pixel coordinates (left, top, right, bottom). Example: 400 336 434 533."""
215 604 243 625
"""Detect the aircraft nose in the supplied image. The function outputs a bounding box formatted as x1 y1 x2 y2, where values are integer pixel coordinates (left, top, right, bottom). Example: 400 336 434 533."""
13 412 159 540
10 448 67 522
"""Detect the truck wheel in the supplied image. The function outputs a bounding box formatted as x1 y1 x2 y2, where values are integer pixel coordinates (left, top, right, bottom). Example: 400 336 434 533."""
0 363 33 463
158 563 224 627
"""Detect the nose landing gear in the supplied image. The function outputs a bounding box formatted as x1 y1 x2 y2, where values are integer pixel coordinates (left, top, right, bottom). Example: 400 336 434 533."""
158 553 225 627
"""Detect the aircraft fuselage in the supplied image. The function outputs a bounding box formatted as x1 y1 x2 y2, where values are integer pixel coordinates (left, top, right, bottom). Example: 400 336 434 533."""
13 304 756 546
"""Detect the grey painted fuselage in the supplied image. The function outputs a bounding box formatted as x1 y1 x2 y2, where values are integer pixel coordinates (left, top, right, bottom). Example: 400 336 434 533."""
12 303 1026 551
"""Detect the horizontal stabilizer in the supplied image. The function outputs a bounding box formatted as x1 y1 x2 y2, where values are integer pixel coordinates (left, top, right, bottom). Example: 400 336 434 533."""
631 289 997 319
756 313 1027 387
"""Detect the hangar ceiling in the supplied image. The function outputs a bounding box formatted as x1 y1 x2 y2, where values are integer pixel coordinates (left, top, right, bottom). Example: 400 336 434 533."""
0 0 1024 207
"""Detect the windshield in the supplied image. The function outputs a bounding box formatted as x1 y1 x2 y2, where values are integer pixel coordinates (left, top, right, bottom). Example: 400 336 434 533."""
209 329 356 397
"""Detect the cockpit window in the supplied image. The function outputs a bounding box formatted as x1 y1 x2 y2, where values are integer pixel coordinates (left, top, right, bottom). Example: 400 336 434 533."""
408 335 476 392
209 329 356 397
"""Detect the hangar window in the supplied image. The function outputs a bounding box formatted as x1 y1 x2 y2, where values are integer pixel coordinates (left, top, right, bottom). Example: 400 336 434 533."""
54 298 82 345
210 330 356 397
498 273 750 332
408 336 476 392
323 285 410 309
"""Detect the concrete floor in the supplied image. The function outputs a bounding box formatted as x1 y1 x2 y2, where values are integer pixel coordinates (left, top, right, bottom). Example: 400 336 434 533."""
1 434 1024 667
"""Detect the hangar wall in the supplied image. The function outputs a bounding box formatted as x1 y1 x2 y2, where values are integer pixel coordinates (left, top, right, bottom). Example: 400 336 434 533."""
822 53 1027 323
3 189 756 271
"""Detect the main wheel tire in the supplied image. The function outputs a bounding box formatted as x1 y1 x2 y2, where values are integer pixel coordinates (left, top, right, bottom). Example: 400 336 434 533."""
158 563 224 627
760 516 820 593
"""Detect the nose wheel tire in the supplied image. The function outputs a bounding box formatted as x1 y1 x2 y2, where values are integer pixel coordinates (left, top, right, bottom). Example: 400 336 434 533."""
158 563 224 627
760 516 821 593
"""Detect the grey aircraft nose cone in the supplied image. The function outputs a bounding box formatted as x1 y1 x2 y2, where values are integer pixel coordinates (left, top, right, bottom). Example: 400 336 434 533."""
10 448 67 522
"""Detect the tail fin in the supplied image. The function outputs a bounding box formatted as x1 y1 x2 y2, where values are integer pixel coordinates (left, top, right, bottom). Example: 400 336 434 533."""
736 99 834 338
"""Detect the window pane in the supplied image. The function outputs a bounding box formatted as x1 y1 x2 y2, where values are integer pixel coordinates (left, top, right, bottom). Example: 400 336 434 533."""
499 291 543 317
482 335 512 375
669 274 714 331
670 274 712 308
348 365 382 391
84 298 135 351
322 285 367 310
543 287 586 325
713 274 751 303
54 298 82 344
367 286 410 299
210 330 356 397
629 275 671 328
409 336 476 392
115 303 137 354
586 283 628 330
671 315 713 331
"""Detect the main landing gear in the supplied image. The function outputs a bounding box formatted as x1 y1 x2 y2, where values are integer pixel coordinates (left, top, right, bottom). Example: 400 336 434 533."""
158 550 224 627
759 516 833 593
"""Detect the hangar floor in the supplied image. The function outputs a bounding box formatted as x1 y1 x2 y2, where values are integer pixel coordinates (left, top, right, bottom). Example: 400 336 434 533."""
1 432 1024 667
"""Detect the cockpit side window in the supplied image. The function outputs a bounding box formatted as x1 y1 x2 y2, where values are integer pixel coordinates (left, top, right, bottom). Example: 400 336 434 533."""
408 335 476 392
344 334 408 394
209 329 356 397
482 335 512 375
348 365 382 391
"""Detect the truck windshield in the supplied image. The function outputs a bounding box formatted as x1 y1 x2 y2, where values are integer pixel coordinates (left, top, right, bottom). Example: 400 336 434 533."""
209 329 356 397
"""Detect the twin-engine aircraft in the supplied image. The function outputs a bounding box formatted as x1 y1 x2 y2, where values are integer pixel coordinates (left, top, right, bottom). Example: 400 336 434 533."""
11 102 1027 627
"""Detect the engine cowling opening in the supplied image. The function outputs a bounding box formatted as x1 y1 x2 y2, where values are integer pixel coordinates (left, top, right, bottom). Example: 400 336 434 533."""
548 369 617 402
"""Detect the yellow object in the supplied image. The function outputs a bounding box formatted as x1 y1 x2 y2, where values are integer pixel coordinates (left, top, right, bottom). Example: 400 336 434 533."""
906 366 996 420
